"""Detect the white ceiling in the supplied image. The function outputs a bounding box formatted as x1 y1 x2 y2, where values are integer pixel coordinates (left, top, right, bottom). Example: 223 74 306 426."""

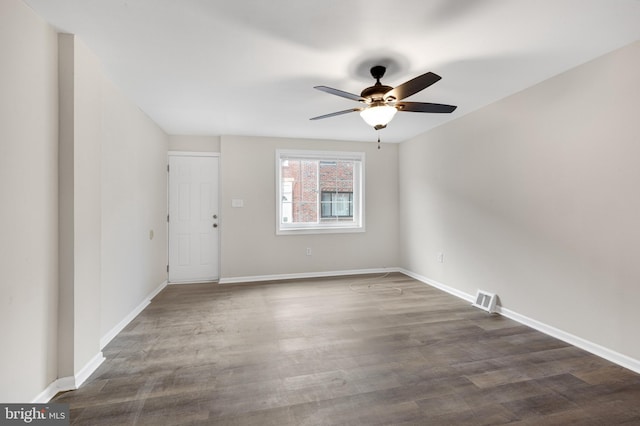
24 0 640 143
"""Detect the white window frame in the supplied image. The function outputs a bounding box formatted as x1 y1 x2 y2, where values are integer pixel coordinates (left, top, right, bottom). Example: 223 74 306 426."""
276 149 365 235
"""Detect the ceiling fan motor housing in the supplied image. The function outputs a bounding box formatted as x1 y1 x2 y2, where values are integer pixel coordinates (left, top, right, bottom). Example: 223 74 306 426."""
361 84 393 101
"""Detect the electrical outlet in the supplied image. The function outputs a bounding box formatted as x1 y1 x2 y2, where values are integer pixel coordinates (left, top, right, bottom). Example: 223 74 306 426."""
306 248 312 256
437 252 444 263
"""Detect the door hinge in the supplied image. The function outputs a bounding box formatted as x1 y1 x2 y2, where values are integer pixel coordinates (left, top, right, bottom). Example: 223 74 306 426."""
167 214 169 223
167 164 170 172
166 265 169 273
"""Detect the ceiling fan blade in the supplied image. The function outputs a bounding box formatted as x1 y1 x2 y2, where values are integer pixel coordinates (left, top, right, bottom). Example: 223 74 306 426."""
314 86 367 102
384 72 442 101
310 108 363 120
395 101 457 113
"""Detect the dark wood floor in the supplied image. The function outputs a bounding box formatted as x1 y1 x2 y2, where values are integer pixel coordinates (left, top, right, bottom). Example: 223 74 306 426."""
53 273 640 425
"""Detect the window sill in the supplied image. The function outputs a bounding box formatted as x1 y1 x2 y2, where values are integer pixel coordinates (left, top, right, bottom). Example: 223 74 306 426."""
276 226 365 236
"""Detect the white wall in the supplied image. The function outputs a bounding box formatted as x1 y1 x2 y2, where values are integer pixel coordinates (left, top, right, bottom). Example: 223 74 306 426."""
71 34 103 376
220 135 399 280
58 33 168 371
58 32 104 379
57 32 75 383
101 72 169 339
399 41 640 362
0 0 59 402
168 135 220 152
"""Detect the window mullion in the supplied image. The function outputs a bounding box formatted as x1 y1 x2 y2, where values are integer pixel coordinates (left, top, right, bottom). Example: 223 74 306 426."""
333 157 338 220
315 160 320 224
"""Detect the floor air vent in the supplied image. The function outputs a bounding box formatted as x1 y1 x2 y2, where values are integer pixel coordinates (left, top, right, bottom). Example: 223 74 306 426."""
472 290 497 313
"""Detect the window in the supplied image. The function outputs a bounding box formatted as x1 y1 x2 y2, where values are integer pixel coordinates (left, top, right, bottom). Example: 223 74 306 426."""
321 192 353 218
276 150 364 234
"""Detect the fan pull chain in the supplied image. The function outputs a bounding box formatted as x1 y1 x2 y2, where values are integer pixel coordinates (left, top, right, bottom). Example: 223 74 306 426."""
377 132 381 150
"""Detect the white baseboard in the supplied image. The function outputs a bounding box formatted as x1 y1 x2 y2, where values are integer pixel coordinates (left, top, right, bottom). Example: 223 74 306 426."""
148 279 168 300
34 279 168 403
496 305 640 375
218 267 400 285
32 352 105 403
34 279 169 403
32 377 74 403
75 352 105 388
399 268 475 303
401 268 640 375
54 376 76 394
168 279 218 285
100 280 167 349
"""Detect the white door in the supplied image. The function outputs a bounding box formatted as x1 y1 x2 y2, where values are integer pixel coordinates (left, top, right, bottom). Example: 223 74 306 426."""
168 154 219 283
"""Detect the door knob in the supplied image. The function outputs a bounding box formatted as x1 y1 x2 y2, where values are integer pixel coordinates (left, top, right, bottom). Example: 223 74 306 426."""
213 223 218 228
213 214 218 219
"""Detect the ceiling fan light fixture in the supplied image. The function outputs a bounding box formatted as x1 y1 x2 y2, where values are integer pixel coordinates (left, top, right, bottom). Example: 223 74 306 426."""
360 104 397 130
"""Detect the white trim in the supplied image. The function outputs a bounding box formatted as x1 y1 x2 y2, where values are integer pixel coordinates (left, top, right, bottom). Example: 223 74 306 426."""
219 267 400 285
398 268 475 303
278 149 365 161
400 268 640 375
496 305 640 375
147 279 168 301
31 352 105 403
100 280 167 349
35 278 168 403
276 226 366 236
169 279 219 285
31 377 75 403
53 377 76 394
168 151 220 157
75 352 105 388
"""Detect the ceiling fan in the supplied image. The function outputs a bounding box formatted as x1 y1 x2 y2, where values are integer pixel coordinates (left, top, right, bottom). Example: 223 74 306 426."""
311 65 457 130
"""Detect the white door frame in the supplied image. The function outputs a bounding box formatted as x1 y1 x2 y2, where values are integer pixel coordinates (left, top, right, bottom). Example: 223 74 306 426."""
167 151 221 283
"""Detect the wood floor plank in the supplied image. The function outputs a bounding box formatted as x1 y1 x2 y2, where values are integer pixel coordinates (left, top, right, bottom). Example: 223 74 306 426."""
52 273 640 425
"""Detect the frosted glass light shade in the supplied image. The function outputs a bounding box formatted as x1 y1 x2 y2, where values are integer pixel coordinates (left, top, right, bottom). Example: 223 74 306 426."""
360 105 397 128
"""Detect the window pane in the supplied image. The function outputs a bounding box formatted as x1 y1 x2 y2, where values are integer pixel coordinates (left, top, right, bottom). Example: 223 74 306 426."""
334 193 352 217
319 159 354 222
280 159 318 224
320 192 332 218
320 192 353 218
281 181 293 223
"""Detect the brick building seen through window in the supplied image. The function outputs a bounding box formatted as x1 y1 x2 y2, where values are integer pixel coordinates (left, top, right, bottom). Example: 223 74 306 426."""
281 159 354 224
